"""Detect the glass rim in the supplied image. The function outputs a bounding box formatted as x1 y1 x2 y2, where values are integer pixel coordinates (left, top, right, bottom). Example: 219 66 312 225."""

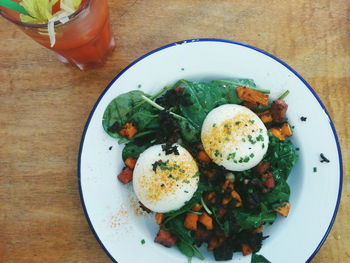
0 0 91 28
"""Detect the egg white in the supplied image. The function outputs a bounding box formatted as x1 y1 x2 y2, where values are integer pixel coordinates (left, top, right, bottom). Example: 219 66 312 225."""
201 104 269 171
133 144 199 213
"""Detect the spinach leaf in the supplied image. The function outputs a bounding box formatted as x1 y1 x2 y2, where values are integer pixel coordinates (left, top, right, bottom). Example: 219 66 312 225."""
211 79 256 89
102 90 159 139
165 217 205 261
164 181 211 223
178 119 200 143
251 253 271 263
264 180 290 204
178 79 249 130
265 136 298 182
232 208 277 230
176 240 194 258
122 141 151 161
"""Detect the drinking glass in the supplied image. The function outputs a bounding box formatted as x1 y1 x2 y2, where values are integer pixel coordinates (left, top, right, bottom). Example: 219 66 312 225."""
0 0 116 70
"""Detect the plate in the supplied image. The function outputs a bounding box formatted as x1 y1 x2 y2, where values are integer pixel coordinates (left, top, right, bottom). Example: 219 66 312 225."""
78 39 342 263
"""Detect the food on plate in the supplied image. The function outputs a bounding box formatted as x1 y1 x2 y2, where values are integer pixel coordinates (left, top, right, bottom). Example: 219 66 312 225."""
201 104 269 171
133 144 199 213
103 79 298 262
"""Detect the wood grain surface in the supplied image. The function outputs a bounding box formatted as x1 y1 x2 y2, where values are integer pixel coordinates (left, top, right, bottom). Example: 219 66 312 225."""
0 0 349 262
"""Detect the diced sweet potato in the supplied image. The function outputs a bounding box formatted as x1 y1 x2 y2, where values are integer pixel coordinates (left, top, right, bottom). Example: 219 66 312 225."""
269 127 285 140
258 110 273 123
118 122 138 139
218 207 227 218
254 162 270 175
221 180 230 190
261 173 275 189
207 236 226 251
155 213 164 225
252 225 264 233
221 179 234 191
196 151 211 163
199 212 213 230
281 122 293 137
191 203 202 212
194 226 212 243
242 101 258 109
184 212 199 231
117 167 133 184
271 100 288 123
154 229 177 247
274 202 291 217
236 86 269 106
124 157 137 169
222 196 232 205
205 192 216 204
231 191 242 207
203 170 216 179
242 244 253 256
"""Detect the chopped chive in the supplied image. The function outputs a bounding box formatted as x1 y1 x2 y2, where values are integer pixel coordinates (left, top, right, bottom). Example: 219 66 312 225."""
243 156 250 162
256 134 264 141
250 87 271 94
278 90 290 100
313 167 317 172
141 239 145 245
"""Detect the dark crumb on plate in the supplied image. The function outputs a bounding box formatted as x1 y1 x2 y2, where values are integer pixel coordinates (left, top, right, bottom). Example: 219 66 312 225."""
313 167 317 172
109 146 113 151
139 202 152 213
141 239 145 245
320 153 330 163
162 143 179 155
300 116 307 121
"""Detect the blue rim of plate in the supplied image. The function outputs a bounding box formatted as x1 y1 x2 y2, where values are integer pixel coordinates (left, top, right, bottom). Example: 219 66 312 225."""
78 38 343 263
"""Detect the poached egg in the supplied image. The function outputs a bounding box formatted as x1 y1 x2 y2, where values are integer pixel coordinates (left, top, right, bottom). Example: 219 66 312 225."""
201 104 269 171
133 144 199 213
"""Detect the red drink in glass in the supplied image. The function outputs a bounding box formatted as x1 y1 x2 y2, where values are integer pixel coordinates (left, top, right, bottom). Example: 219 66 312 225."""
0 0 115 70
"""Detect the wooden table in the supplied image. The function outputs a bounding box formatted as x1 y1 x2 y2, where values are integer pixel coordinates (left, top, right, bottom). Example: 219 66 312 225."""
0 0 349 262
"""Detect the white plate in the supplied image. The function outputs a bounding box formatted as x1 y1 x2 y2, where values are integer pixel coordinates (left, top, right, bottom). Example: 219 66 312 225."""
78 39 342 263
